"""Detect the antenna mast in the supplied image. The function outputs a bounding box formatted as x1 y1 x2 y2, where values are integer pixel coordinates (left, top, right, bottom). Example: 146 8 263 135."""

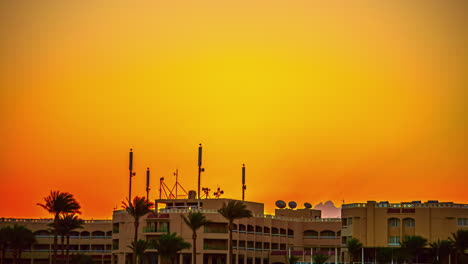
146 168 151 201
128 149 135 201
242 164 246 201
197 144 205 208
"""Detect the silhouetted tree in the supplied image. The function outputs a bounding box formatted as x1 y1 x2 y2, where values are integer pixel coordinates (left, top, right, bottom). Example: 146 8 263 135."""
122 196 154 264
9 225 36 264
218 200 252 264
181 212 211 264
56 215 84 264
0 226 12 264
400 235 427 264
37 191 81 264
449 229 468 264
430 239 453 264
128 240 149 264
346 237 363 263
150 233 190 264
285 255 299 264
312 253 329 264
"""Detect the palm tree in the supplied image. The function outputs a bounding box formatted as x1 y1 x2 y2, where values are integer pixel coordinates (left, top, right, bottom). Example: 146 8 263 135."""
56 215 84 264
122 196 154 264
128 240 149 264
181 212 211 264
0 226 12 264
9 225 36 264
400 235 427 264
37 191 81 264
150 232 191 264
312 253 329 264
218 200 252 264
346 237 363 263
286 255 299 264
430 239 453 264
449 229 468 264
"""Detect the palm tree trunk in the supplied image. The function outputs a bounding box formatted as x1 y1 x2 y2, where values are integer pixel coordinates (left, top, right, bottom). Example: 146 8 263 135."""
228 222 233 264
53 214 59 264
133 220 139 264
66 235 70 264
192 232 197 264
61 234 65 262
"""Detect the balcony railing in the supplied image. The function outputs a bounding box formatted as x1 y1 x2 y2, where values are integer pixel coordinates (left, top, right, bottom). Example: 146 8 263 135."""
143 227 168 233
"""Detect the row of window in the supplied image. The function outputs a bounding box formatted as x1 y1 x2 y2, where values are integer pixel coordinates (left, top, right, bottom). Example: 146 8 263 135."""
34 230 112 238
457 218 468 226
388 218 415 227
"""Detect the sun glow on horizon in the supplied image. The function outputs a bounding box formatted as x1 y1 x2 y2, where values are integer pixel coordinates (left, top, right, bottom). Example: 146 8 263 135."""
0 0 467 218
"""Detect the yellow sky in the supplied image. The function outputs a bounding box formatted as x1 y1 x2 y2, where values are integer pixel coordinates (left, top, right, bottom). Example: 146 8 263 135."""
0 0 467 218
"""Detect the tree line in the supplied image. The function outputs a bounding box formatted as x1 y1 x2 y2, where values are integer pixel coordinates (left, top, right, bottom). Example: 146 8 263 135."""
346 231 468 264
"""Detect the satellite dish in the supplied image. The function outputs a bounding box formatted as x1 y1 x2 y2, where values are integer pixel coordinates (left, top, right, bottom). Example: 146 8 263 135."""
304 202 312 209
288 201 297 209
275 200 286 209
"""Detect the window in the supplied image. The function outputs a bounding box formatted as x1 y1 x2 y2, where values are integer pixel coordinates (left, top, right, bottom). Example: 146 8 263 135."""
348 217 353 225
458 218 468 226
403 218 415 227
388 236 400 245
388 218 400 227
303 230 318 239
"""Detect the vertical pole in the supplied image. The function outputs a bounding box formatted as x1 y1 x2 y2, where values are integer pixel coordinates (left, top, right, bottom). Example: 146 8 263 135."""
311 248 313 264
197 144 202 207
361 248 364 264
146 168 150 201
129 149 133 202
175 169 178 198
242 164 246 201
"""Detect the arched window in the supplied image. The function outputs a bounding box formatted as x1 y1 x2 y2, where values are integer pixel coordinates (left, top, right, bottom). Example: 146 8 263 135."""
403 218 415 227
69 231 79 238
80 231 90 238
247 225 254 233
320 230 335 239
34 230 50 238
388 218 400 227
239 224 246 232
303 230 318 239
91 231 105 238
271 227 279 236
255 226 262 233
263 227 270 234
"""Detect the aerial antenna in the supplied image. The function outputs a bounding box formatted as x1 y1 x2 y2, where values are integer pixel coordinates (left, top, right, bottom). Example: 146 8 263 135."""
202 187 211 199
146 168 151 201
197 144 205 207
242 164 246 201
214 187 224 198
128 149 136 201
159 177 175 199
169 169 189 198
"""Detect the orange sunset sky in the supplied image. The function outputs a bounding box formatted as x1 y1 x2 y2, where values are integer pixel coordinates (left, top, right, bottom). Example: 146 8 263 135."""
0 1 467 219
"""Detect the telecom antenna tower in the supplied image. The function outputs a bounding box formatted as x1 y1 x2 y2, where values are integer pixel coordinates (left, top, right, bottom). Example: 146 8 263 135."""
128 149 136 201
242 164 246 201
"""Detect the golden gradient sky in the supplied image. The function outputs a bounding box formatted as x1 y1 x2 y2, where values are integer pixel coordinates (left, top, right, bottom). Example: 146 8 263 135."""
0 0 467 219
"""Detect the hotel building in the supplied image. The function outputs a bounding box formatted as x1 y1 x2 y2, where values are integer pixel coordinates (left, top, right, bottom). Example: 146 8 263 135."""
1 199 468 264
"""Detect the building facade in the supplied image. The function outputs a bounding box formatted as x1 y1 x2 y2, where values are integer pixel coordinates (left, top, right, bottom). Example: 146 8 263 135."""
0 218 113 264
2 199 468 264
112 198 342 264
